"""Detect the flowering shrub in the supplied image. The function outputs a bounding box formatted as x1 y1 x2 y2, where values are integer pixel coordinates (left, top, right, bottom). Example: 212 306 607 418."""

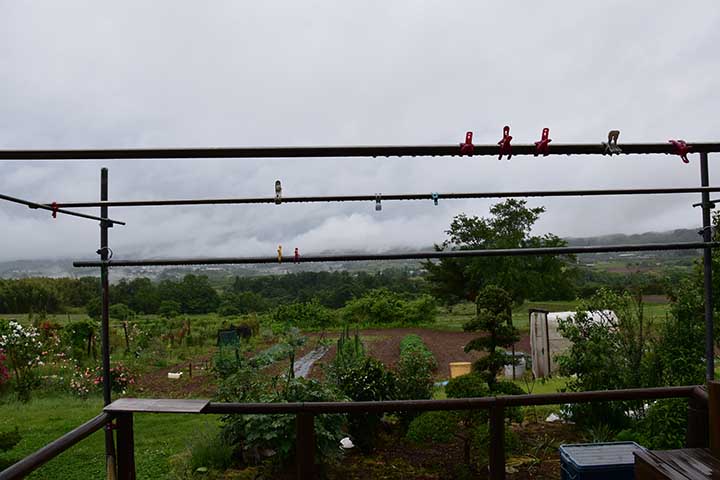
70 362 135 397
0 349 9 386
0 320 44 399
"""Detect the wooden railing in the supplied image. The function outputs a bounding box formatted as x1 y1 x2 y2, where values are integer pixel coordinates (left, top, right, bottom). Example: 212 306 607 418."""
2 383 717 480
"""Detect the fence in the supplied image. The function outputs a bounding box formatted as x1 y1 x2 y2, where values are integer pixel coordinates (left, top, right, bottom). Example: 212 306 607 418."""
0 384 716 480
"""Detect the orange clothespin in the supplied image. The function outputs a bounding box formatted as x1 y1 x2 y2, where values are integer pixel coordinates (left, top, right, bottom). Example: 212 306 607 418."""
277 245 282 263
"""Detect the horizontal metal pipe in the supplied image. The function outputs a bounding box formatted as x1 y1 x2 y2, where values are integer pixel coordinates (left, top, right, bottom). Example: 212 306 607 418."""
50 186 720 209
72 242 719 268
0 413 111 480
0 193 125 225
2 142 720 160
199 385 698 415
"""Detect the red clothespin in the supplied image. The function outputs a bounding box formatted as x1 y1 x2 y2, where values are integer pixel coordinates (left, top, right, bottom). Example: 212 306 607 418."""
51 202 58 219
294 248 299 264
534 128 551 157
459 132 474 156
497 126 512 160
669 139 691 164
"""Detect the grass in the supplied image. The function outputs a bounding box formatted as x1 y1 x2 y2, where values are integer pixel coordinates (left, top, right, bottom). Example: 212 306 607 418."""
433 300 671 334
0 395 215 479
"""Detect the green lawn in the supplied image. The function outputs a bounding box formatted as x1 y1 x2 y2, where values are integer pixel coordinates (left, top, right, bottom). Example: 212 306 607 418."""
0 313 91 324
0 395 215 479
433 300 671 333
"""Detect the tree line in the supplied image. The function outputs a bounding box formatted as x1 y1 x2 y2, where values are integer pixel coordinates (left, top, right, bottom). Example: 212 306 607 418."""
0 270 426 316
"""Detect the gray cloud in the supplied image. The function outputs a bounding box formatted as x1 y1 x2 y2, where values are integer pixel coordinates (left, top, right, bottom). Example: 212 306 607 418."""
1 1 719 262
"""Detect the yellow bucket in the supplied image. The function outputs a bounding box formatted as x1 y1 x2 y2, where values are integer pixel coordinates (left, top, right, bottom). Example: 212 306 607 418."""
449 362 472 378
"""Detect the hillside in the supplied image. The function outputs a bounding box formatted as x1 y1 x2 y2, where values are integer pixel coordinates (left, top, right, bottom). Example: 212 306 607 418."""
0 228 703 279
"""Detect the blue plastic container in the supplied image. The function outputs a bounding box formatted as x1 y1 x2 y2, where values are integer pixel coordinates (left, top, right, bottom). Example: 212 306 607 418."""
559 442 644 480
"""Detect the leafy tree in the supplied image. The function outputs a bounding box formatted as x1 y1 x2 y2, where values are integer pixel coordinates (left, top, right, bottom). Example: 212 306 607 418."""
158 300 181 320
424 199 575 305
557 290 649 428
111 278 160 314
157 275 219 314
109 303 133 322
463 285 519 390
342 289 436 326
85 297 102 321
272 300 336 330
218 291 269 316
556 286 707 442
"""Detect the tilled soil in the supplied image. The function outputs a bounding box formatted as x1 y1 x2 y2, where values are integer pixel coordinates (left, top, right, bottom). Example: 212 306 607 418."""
310 328 531 380
132 355 216 398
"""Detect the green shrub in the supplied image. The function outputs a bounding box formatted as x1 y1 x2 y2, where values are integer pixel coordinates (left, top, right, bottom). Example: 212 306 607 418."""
236 315 261 336
403 295 438 325
272 300 336 330
406 411 457 444
328 356 397 452
616 399 687 449
397 334 436 402
446 373 490 399
0 320 44 400
187 428 234 472
342 289 436 326
0 427 21 453
221 378 346 467
490 381 524 423
472 422 521 466
0 427 21 470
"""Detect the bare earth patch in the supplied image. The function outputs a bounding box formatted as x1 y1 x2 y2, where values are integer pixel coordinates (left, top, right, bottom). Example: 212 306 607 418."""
310 328 531 380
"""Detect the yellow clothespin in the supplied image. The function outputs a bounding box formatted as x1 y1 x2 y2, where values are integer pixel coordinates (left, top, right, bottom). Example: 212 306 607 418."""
277 245 283 263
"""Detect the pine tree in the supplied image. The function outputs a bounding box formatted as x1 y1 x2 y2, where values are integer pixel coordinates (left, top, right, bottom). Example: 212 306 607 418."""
463 285 519 390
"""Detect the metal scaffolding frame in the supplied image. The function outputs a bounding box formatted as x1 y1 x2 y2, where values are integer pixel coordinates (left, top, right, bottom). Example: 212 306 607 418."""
1 138 720 480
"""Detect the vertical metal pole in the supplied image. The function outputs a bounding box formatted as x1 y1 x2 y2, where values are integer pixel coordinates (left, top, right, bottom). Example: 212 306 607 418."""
488 403 505 480
101 168 117 479
508 305 515 380
296 413 315 480
700 153 715 382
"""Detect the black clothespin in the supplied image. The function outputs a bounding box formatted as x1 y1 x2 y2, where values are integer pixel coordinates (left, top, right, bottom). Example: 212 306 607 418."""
603 130 622 155
275 180 282 204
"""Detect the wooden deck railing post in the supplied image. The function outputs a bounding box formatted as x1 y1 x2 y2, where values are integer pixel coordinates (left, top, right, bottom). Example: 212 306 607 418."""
116 413 136 480
710 381 720 458
686 389 709 448
489 403 505 480
296 413 315 480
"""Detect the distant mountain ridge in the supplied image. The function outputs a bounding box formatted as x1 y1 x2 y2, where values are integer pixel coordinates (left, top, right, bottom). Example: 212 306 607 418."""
566 228 701 246
0 228 702 279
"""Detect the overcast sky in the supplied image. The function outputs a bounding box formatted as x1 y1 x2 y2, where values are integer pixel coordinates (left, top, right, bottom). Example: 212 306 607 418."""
1 1 719 262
